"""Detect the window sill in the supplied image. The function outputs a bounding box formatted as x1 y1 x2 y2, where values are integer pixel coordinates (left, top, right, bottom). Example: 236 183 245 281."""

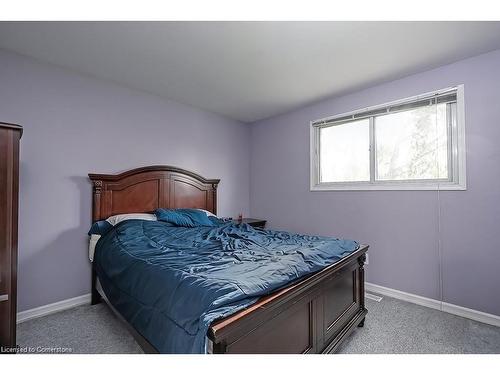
310 182 466 191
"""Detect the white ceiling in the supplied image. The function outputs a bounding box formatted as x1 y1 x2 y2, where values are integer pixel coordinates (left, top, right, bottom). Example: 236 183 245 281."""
1 22 500 123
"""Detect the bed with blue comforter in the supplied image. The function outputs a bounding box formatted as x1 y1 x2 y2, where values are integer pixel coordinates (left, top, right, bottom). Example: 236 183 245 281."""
92 210 359 354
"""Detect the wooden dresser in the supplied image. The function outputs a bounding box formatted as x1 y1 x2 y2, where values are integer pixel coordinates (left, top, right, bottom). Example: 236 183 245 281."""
0 122 22 350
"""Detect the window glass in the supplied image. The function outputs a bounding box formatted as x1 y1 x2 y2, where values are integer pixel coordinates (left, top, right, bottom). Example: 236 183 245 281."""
375 103 449 181
319 118 370 183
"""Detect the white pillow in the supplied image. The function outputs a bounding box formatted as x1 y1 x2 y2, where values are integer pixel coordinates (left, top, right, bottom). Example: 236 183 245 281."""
89 234 101 262
106 213 157 226
196 209 217 217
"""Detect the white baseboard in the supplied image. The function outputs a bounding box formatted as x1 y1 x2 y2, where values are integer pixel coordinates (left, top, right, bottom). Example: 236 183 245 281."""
16 284 500 329
441 302 500 328
365 282 500 328
365 282 441 310
17 294 91 324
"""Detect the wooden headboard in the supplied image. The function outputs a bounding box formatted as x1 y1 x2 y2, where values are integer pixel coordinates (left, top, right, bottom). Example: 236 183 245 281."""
88 165 220 222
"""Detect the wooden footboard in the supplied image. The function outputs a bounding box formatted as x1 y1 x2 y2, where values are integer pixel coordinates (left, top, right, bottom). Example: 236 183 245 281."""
208 245 368 354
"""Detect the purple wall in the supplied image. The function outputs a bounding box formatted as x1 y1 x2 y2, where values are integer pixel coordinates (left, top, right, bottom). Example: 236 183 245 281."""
250 49 500 316
0 49 250 311
2 45 500 317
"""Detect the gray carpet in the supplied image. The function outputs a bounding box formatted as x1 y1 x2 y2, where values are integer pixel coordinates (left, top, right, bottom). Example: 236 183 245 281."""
337 296 500 354
17 295 500 354
18 303 143 354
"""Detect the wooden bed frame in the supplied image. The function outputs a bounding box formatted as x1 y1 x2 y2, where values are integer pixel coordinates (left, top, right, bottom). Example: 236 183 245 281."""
88 165 368 354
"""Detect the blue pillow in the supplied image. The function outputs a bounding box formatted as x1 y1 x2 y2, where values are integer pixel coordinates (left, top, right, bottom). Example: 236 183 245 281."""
181 209 216 226
88 220 114 236
208 216 226 226
155 208 215 227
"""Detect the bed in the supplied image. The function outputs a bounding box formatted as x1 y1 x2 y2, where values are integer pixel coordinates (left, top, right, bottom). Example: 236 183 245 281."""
88 165 368 354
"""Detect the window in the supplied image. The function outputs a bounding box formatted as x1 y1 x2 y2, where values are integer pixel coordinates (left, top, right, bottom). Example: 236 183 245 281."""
310 86 466 190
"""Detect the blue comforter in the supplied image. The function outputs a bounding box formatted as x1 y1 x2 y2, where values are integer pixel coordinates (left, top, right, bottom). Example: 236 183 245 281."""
94 220 359 353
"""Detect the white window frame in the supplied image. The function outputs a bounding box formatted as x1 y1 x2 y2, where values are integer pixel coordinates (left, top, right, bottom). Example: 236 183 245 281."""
310 85 466 191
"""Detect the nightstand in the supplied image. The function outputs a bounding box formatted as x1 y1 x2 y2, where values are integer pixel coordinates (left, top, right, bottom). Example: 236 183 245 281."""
232 218 267 229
